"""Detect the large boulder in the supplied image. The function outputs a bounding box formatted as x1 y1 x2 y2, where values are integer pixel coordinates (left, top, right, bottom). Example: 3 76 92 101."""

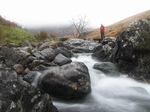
40 62 91 99
0 67 57 112
110 19 150 78
92 19 150 80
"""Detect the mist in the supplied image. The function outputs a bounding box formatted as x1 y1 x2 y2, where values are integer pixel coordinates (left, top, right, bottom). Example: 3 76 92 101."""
26 24 94 37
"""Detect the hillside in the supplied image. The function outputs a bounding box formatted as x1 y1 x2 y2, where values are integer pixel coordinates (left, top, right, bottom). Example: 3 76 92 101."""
85 9 150 38
0 16 36 43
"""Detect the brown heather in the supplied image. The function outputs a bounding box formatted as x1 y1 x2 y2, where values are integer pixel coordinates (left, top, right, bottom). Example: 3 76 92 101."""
86 10 150 38
0 15 21 28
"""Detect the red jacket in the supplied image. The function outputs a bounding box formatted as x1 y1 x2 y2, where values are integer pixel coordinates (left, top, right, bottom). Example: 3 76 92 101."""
100 26 105 32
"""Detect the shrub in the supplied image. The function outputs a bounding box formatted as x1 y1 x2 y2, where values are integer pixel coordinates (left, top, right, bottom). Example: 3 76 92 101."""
37 31 49 41
50 32 57 38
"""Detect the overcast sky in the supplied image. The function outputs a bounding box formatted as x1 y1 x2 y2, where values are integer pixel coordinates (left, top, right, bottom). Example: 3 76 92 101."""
0 0 149 28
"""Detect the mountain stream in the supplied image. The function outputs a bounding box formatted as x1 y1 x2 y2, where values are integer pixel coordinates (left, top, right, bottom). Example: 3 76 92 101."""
53 53 150 112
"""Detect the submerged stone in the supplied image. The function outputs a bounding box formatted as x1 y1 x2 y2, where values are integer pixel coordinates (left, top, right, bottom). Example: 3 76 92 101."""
93 62 119 77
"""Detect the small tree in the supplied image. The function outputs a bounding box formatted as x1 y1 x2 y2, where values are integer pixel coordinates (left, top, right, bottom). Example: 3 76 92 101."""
70 15 89 38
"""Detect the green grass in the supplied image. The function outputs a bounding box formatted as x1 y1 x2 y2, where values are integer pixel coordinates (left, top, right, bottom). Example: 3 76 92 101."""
0 24 36 43
0 16 61 43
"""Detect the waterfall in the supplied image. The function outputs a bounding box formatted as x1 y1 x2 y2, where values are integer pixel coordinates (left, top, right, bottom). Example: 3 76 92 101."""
53 53 150 112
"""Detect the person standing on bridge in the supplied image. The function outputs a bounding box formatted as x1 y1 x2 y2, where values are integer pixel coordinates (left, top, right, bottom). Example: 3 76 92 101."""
100 24 105 40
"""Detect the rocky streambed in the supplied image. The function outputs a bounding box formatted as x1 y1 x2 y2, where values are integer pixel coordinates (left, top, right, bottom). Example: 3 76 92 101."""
0 37 102 111
0 19 150 112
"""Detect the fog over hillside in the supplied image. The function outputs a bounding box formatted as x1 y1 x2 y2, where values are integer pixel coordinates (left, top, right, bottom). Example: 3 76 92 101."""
26 25 93 37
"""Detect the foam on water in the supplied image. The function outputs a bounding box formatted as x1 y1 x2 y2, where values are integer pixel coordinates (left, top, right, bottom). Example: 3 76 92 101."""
53 53 150 112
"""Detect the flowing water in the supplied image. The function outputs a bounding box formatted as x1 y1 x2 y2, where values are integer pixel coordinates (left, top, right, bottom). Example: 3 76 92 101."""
53 53 150 112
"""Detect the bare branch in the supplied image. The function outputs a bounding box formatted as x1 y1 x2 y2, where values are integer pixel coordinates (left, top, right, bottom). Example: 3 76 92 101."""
70 15 89 38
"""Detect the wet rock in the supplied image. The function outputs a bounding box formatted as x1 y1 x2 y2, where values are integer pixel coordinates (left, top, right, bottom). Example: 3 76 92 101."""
0 46 29 68
23 71 39 84
92 19 150 79
7 43 19 48
110 19 150 77
92 37 116 61
40 48 56 61
54 54 72 66
40 62 91 99
92 44 112 61
38 41 58 51
55 47 73 58
56 41 65 47
101 37 116 45
93 62 119 76
0 68 57 112
64 38 85 46
13 64 24 74
32 52 46 60
30 42 39 48
19 40 33 47
110 38 135 73
32 65 48 71
30 60 47 68
63 38 101 53
13 47 31 57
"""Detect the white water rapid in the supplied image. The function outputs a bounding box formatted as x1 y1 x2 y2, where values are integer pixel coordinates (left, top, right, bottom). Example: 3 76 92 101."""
53 53 150 112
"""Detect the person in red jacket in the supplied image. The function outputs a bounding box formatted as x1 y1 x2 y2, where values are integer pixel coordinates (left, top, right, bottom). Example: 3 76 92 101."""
100 24 105 40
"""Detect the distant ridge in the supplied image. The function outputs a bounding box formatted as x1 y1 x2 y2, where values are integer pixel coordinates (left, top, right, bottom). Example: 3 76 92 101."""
86 9 150 38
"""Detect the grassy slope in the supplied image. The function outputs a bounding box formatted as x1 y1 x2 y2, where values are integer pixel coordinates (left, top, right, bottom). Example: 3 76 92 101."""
86 10 150 38
0 16 36 43
0 24 36 43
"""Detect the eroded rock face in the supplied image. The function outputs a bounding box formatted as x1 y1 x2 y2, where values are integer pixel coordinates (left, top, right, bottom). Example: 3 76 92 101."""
110 19 150 78
110 36 135 73
92 37 116 61
92 19 150 79
40 62 91 99
0 67 57 112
